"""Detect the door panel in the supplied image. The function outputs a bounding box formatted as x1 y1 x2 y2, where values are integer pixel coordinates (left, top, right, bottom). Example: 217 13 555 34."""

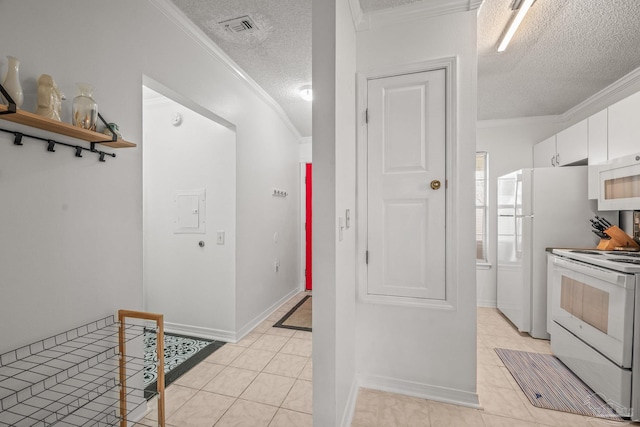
367 69 446 300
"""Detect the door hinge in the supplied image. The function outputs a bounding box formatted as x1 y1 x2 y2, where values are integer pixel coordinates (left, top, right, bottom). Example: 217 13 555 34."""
365 250 369 264
365 109 369 124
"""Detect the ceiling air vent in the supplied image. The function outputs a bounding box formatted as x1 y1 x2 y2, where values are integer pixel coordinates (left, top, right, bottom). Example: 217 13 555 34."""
219 16 258 34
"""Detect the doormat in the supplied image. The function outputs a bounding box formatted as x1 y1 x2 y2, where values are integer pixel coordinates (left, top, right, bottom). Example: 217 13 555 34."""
273 295 312 332
495 348 625 421
144 331 224 398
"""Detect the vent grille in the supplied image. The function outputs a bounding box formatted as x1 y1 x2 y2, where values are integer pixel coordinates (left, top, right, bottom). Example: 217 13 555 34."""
219 16 258 33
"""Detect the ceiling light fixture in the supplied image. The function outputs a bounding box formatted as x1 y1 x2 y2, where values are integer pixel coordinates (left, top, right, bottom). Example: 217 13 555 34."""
299 85 313 101
497 0 535 53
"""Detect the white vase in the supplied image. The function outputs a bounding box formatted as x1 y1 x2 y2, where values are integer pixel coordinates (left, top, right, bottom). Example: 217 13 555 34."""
2 56 24 108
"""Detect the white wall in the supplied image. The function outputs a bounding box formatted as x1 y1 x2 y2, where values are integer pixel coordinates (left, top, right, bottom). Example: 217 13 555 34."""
0 0 300 351
476 118 562 307
312 0 358 425
143 89 237 338
354 11 479 406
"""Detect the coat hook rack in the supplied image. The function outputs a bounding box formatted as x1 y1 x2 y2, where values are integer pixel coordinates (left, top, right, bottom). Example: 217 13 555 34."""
0 127 116 162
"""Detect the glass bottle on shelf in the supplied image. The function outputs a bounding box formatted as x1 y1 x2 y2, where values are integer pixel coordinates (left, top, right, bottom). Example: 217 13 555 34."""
72 83 98 131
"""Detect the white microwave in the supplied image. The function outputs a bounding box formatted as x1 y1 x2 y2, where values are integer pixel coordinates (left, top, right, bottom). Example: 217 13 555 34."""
598 153 640 210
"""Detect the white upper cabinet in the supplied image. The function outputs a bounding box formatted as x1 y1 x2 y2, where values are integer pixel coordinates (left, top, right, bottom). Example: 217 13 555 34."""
608 91 640 160
587 110 608 199
556 119 588 166
533 135 557 167
533 120 588 168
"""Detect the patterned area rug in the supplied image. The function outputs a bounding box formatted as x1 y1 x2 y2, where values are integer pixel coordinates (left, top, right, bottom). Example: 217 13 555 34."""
144 331 224 397
273 295 312 332
495 348 624 420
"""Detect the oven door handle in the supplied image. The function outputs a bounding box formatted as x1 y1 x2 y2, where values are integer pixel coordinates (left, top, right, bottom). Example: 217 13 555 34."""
553 256 632 288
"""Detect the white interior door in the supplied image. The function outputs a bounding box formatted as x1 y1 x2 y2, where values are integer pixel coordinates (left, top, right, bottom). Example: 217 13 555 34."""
367 69 446 300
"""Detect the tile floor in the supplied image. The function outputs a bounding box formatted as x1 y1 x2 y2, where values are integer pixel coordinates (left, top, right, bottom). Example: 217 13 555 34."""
139 295 634 426
351 307 634 427
138 292 313 427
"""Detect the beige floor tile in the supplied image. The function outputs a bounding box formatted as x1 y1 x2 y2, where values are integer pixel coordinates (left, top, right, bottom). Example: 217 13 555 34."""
229 347 277 371
292 330 312 340
268 408 313 427
478 363 515 390
254 320 275 333
426 401 482 427
157 384 198 421
281 379 313 414
250 334 290 352
240 372 296 406
280 337 312 357
166 390 234 427
174 360 225 389
263 353 308 378
478 384 535 422
267 310 289 322
264 326 297 338
215 399 278 427
204 344 245 365
298 357 312 381
202 366 258 397
351 388 381 426
235 332 263 347
377 392 430 427
481 412 536 427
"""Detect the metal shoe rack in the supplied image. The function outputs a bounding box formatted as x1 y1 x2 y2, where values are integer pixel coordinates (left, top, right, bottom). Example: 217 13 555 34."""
0 310 165 427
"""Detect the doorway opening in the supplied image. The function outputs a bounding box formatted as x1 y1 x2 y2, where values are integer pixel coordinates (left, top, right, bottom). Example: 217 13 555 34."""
142 79 237 338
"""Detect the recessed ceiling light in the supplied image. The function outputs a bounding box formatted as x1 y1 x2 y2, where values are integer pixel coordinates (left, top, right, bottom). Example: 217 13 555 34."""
299 85 313 101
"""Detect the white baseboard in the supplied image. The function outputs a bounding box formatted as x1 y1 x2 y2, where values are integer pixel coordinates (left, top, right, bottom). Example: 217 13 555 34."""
163 287 301 343
164 322 237 343
234 287 301 342
340 378 360 427
357 374 480 409
477 299 497 308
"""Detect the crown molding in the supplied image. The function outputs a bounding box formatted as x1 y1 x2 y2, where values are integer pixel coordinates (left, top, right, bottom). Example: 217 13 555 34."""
478 66 640 128
148 0 301 140
476 115 561 129
355 0 484 31
560 66 640 122
348 0 366 31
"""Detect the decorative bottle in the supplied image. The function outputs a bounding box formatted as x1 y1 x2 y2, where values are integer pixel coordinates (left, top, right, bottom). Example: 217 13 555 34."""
2 56 24 108
72 83 98 131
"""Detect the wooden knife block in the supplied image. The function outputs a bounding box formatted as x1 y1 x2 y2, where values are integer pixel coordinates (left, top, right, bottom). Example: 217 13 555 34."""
596 225 640 250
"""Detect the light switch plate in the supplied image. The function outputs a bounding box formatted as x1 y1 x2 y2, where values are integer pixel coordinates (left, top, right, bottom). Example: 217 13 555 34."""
216 231 225 245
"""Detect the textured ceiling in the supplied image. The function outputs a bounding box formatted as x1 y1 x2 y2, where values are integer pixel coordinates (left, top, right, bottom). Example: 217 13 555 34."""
169 0 640 137
170 0 312 137
478 0 640 120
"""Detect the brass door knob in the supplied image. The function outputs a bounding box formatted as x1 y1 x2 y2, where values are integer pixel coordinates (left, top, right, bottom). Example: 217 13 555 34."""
430 180 441 190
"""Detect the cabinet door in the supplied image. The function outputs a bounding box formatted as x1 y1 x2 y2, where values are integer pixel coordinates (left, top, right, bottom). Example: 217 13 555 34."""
608 91 640 160
587 110 608 199
556 119 588 166
533 135 557 167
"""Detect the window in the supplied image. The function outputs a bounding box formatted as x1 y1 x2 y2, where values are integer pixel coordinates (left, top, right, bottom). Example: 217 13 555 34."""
476 152 488 262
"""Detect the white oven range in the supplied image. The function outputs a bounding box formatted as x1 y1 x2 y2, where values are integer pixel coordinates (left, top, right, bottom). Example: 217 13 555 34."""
549 249 640 419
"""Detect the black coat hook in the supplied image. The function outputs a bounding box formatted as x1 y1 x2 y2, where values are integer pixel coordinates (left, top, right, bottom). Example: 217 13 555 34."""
47 140 56 152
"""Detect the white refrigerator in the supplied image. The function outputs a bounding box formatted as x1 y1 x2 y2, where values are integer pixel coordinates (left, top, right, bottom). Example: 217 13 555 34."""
496 166 616 339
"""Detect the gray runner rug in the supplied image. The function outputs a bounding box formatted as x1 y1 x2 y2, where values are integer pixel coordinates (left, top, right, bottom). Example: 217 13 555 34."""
495 348 624 421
